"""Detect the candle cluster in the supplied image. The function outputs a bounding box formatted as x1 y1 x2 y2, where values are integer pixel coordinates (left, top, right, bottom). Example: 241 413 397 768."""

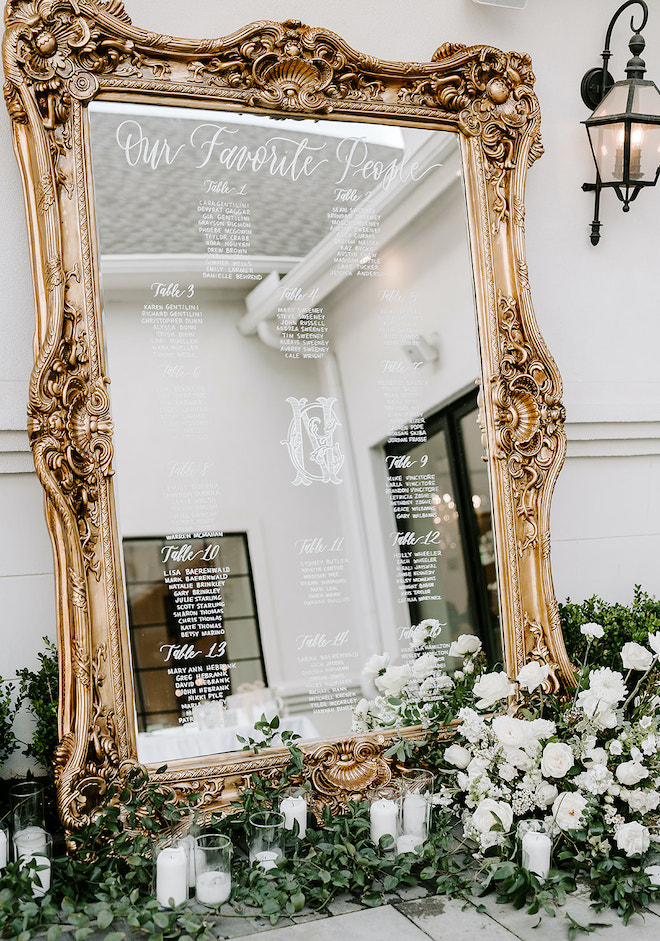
155 833 232 908
368 771 434 856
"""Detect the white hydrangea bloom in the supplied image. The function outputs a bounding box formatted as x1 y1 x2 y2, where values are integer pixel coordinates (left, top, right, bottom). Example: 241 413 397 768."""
574 763 614 795
585 667 627 705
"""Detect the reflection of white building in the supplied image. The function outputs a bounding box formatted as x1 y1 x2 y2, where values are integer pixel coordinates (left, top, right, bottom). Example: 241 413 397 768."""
3 0 660 775
90 104 488 750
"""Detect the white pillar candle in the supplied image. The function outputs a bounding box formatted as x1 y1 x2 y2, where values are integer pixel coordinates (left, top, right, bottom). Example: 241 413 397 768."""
402 795 428 837
370 799 398 845
14 825 48 856
195 870 231 905
250 849 282 871
521 830 551 880
280 796 307 838
156 845 188 908
396 834 423 855
0 828 7 870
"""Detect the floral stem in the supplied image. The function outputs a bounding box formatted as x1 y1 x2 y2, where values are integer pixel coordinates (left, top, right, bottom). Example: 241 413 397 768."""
571 638 592 709
623 661 657 713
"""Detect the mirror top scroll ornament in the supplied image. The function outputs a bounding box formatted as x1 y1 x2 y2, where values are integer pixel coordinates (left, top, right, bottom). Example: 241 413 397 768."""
3 0 574 835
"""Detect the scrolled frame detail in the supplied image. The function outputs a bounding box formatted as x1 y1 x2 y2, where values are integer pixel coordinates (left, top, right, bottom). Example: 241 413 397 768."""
3 0 573 835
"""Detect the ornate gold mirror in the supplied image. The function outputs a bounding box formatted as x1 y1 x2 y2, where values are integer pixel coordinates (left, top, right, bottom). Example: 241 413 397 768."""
3 1 573 833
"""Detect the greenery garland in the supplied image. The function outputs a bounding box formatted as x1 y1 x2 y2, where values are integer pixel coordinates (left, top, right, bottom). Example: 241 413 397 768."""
2 592 660 939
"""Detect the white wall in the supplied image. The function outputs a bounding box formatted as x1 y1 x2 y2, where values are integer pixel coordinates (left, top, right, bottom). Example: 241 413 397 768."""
3 0 660 775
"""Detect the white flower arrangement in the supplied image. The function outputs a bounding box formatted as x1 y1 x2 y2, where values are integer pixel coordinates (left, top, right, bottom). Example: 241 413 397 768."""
354 626 660 874
433 630 660 862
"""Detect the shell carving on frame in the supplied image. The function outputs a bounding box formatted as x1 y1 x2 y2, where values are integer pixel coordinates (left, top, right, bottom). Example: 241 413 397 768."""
307 739 391 799
494 293 566 555
250 54 334 111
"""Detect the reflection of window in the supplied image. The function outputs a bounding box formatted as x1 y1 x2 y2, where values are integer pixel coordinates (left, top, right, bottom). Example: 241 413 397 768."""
384 387 501 663
123 533 266 732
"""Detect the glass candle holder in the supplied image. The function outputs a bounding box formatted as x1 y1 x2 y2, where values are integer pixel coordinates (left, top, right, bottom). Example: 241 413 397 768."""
10 781 45 842
398 768 434 848
368 784 402 849
0 822 7 871
154 842 188 909
14 828 52 897
248 811 285 870
279 787 308 839
194 833 232 906
176 816 202 894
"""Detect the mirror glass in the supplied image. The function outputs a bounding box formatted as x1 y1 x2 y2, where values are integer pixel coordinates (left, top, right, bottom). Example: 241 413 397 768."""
88 101 501 766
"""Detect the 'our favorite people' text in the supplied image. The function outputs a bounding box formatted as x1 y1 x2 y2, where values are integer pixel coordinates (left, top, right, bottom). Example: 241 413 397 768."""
114 121 442 191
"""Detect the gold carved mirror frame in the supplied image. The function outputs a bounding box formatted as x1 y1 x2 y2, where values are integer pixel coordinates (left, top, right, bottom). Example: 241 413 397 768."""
3 0 574 834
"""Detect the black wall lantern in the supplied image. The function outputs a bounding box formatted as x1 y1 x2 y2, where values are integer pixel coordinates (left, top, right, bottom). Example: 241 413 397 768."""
581 0 660 245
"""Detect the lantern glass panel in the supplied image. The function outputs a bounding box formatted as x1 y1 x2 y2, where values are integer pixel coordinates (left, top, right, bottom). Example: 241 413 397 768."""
589 120 626 182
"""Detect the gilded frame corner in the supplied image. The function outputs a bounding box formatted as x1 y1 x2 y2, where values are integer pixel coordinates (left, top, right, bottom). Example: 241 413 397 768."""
3 0 573 833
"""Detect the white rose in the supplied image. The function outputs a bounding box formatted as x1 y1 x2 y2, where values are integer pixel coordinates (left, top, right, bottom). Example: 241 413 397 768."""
472 672 514 709
498 763 517 782
616 761 649 786
410 652 440 681
535 781 559 808
375 664 412 697
551 792 588 831
503 746 533 771
445 743 472 769
648 631 660 658
577 691 619 729
410 619 442 649
467 756 490 780
541 742 575 778
584 747 609 766
615 821 651 857
517 661 550 693
528 719 556 740
626 789 660 814
448 634 482 657
621 642 654 671
642 734 658 756
470 798 513 836
491 715 531 750
580 622 605 639
363 652 390 680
